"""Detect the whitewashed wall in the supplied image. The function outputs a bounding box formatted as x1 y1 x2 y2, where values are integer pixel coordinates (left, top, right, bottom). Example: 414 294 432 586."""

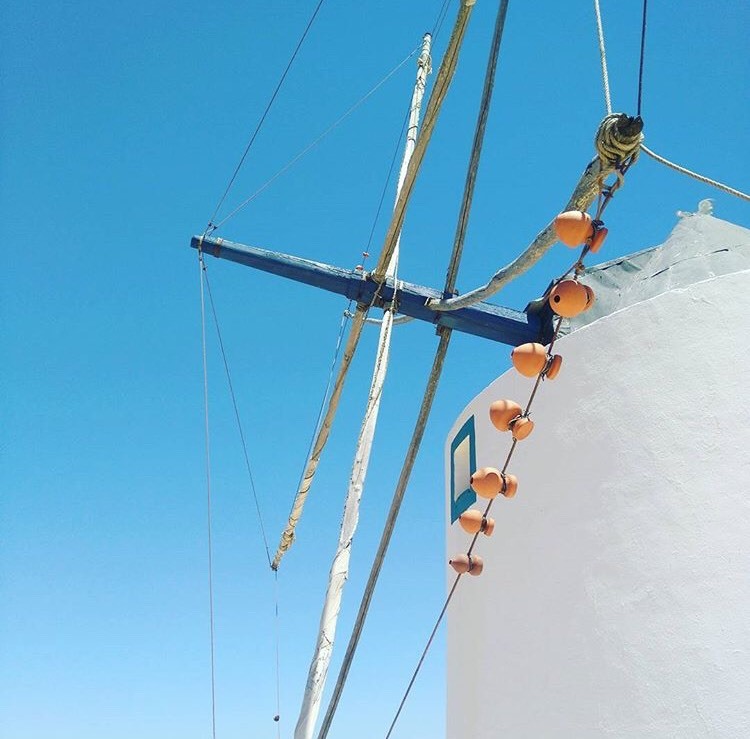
445 269 750 738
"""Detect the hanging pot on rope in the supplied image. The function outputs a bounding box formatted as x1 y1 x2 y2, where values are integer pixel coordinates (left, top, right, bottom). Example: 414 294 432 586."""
509 415 534 441
511 343 547 377
489 399 523 431
554 210 594 247
548 279 594 318
543 354 563 380
500 472 518 498
449 553 484 576
459 509 495 536
470 467 503 499
588 221 608 253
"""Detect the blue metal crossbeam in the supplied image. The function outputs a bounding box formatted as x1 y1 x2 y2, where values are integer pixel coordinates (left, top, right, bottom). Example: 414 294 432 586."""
191 235 547 347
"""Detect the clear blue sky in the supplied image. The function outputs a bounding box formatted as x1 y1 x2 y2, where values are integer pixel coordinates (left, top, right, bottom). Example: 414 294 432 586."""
2 1 748 737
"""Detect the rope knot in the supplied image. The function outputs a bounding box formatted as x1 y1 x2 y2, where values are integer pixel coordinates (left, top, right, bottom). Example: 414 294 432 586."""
595 113 644 167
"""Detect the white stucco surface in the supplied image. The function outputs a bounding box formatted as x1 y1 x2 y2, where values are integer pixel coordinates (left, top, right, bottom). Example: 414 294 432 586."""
445 269 750 738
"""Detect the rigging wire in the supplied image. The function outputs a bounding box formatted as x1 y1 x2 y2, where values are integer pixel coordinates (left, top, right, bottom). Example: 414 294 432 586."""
640 145 750 202
432 0 454 40
206 0 328 231
593 0 612 115
372 3 474 280
199 251 286 729
293 307 352 500
198 251 218 739
316 2 511 735
364 104 413 262
203 268 273 567
636 0 648 117
272 0 478 572
273 571 282 738
213 47 421 231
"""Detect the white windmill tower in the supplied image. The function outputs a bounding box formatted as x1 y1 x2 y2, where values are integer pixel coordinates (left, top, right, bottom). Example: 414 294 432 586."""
445 209 750 738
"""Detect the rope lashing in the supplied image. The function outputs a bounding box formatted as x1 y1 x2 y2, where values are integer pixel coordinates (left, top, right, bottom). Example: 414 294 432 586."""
594 113 643 167
427 113 644 313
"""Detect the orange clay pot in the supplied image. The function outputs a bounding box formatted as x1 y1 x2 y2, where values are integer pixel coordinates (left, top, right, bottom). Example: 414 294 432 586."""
511 343 547 377
588 224 608 253
509 415 534 441
544 354 563 380
459 509 495 536
470 467 503 499
489 399 523 432
554 210 594 247
548 279 590 318
500 473 518 499
449 553 484 576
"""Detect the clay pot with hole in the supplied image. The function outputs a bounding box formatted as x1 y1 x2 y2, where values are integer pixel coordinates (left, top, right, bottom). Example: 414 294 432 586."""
449 553 484 576
544 354 563 380
511 343 547 377
470 467 503 499
489 399 523 431
459 509 495 536
548 279 591 318
554 210 594 247
582 284 595 311
589 224 608 253
509 416 535 441
500 473 518 499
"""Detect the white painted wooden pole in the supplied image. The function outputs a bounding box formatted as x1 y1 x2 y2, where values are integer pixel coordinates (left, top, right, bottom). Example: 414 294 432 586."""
294 33 432 739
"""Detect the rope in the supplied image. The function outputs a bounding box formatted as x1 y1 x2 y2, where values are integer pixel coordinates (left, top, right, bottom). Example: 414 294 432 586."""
213 47 421 231
444 0 509 294
199 252 285 731
203 268 273 567
641 145 750 203
372 0 476 281
316 331 452 739
384 315 566 737
206 0 327 230
591 0 747 202
273 571 282 738
271 2 475 571
432 0 453 40
594 113 643 166
363 101 413 268
593 0 612 115
316 3 510 734
198 249 218 739
384 575 462 739
271 306 367 570
637 0 648 117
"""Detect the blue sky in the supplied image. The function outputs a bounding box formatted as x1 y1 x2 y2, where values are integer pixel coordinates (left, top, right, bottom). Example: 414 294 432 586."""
2 1 748 738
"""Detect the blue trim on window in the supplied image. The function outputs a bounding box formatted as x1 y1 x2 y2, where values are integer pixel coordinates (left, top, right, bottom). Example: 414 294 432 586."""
450 415 477 523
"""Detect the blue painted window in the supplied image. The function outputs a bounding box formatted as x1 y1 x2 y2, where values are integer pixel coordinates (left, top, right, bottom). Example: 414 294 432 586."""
450 415 477 523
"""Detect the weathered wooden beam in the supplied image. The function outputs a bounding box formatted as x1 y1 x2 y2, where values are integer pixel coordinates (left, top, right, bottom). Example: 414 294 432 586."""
191 235 547 347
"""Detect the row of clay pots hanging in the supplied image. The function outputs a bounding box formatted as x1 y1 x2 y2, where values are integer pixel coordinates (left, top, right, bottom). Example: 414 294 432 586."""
449 206 606 577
